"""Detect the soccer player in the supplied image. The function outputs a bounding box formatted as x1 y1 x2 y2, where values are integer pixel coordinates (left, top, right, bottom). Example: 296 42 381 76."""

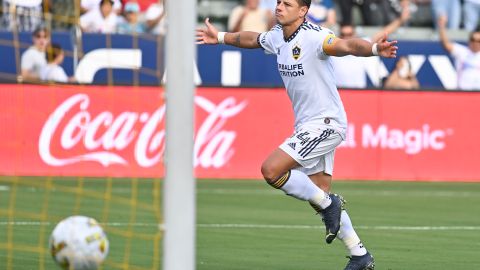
197 0 397 269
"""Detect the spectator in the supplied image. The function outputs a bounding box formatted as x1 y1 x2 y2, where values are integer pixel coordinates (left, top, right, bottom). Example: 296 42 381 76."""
338 0 409 26
228 0 274 33
438 15 480 90
332 6 410 88
80 0 118 33
259 0 277 28
81 0 122 14
1 0 43 32
463 0 480 32
383 56 419 89
260 0 276 14
43 0 76 30
117 1 147 34
431 0 461 30
20 26 49 82
40 43 75 83
307 0 336 28
145 0 166 35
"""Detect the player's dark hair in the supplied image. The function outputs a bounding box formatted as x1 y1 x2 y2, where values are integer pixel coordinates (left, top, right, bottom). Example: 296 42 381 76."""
46 43 63 63
298 0 311 8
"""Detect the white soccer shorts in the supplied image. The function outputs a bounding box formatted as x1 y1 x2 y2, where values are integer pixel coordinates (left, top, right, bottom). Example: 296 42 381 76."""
279 121 344 176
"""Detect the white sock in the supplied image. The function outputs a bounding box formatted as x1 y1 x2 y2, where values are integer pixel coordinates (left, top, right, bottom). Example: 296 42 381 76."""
279 170 331 209
338 210 367 256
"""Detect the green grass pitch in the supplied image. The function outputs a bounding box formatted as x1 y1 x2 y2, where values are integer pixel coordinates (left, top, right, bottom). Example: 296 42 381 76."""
1 177 480 269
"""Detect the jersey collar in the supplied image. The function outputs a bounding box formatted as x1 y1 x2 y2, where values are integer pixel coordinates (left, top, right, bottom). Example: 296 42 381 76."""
284 20 307 43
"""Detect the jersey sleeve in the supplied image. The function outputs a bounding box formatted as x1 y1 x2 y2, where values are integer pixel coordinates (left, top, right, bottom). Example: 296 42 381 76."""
257 25 282 55
316 28 336 59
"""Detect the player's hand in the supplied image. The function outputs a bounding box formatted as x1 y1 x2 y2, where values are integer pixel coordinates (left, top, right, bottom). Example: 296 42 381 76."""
196 18 219 45
376 34 398 58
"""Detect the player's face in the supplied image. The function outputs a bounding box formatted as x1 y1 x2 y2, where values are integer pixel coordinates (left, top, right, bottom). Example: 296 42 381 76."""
469 32 480 52
275 0 308 26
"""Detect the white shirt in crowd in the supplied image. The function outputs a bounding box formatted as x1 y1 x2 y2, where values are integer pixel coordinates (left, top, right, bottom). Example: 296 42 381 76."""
452 43 480 90
40 64 69 83
21 46 46 78
258 22 347 130
81 0 122 12
80 8 118 33
4 0 42 7
145 3 166 35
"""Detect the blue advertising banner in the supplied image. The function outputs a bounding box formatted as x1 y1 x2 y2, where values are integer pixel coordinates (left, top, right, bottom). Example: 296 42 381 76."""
0 31 465 89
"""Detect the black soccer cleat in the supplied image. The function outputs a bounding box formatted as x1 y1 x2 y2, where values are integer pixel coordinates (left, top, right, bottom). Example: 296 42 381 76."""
344 252 375 270
319 193 342 244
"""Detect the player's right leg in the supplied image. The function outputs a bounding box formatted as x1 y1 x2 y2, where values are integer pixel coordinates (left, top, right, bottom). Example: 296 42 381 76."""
261 149 341 243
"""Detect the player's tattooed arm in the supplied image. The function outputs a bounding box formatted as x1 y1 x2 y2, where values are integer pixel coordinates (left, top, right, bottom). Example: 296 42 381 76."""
225 32 261 48
323 36 373 57
323 34 397 58
234 33 241 46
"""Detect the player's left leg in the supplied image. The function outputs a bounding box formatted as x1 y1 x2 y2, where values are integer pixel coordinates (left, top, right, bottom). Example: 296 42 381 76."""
309 172 375 270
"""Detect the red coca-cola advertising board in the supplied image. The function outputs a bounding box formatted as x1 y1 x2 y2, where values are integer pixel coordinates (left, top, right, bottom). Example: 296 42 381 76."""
0 84 478 181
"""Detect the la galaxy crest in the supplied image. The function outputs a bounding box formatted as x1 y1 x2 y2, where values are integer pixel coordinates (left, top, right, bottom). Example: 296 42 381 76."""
292 44 301 60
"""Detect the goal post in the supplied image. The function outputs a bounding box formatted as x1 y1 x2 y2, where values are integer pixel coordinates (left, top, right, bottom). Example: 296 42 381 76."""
163 0 197 269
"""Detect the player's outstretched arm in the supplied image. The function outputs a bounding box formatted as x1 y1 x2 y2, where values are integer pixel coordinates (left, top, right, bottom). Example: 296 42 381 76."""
324 34 398 58
196 18 261 49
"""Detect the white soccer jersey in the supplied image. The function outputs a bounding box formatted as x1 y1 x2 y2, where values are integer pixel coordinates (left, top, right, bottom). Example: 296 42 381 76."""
258 21 347 131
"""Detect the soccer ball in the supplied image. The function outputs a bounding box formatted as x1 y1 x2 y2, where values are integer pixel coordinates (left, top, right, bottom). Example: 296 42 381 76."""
50 216 109 270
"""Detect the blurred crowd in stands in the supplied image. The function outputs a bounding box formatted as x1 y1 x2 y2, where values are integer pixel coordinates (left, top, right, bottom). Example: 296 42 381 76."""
1 0 479 35
0 0 479 89
0 0 166 34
